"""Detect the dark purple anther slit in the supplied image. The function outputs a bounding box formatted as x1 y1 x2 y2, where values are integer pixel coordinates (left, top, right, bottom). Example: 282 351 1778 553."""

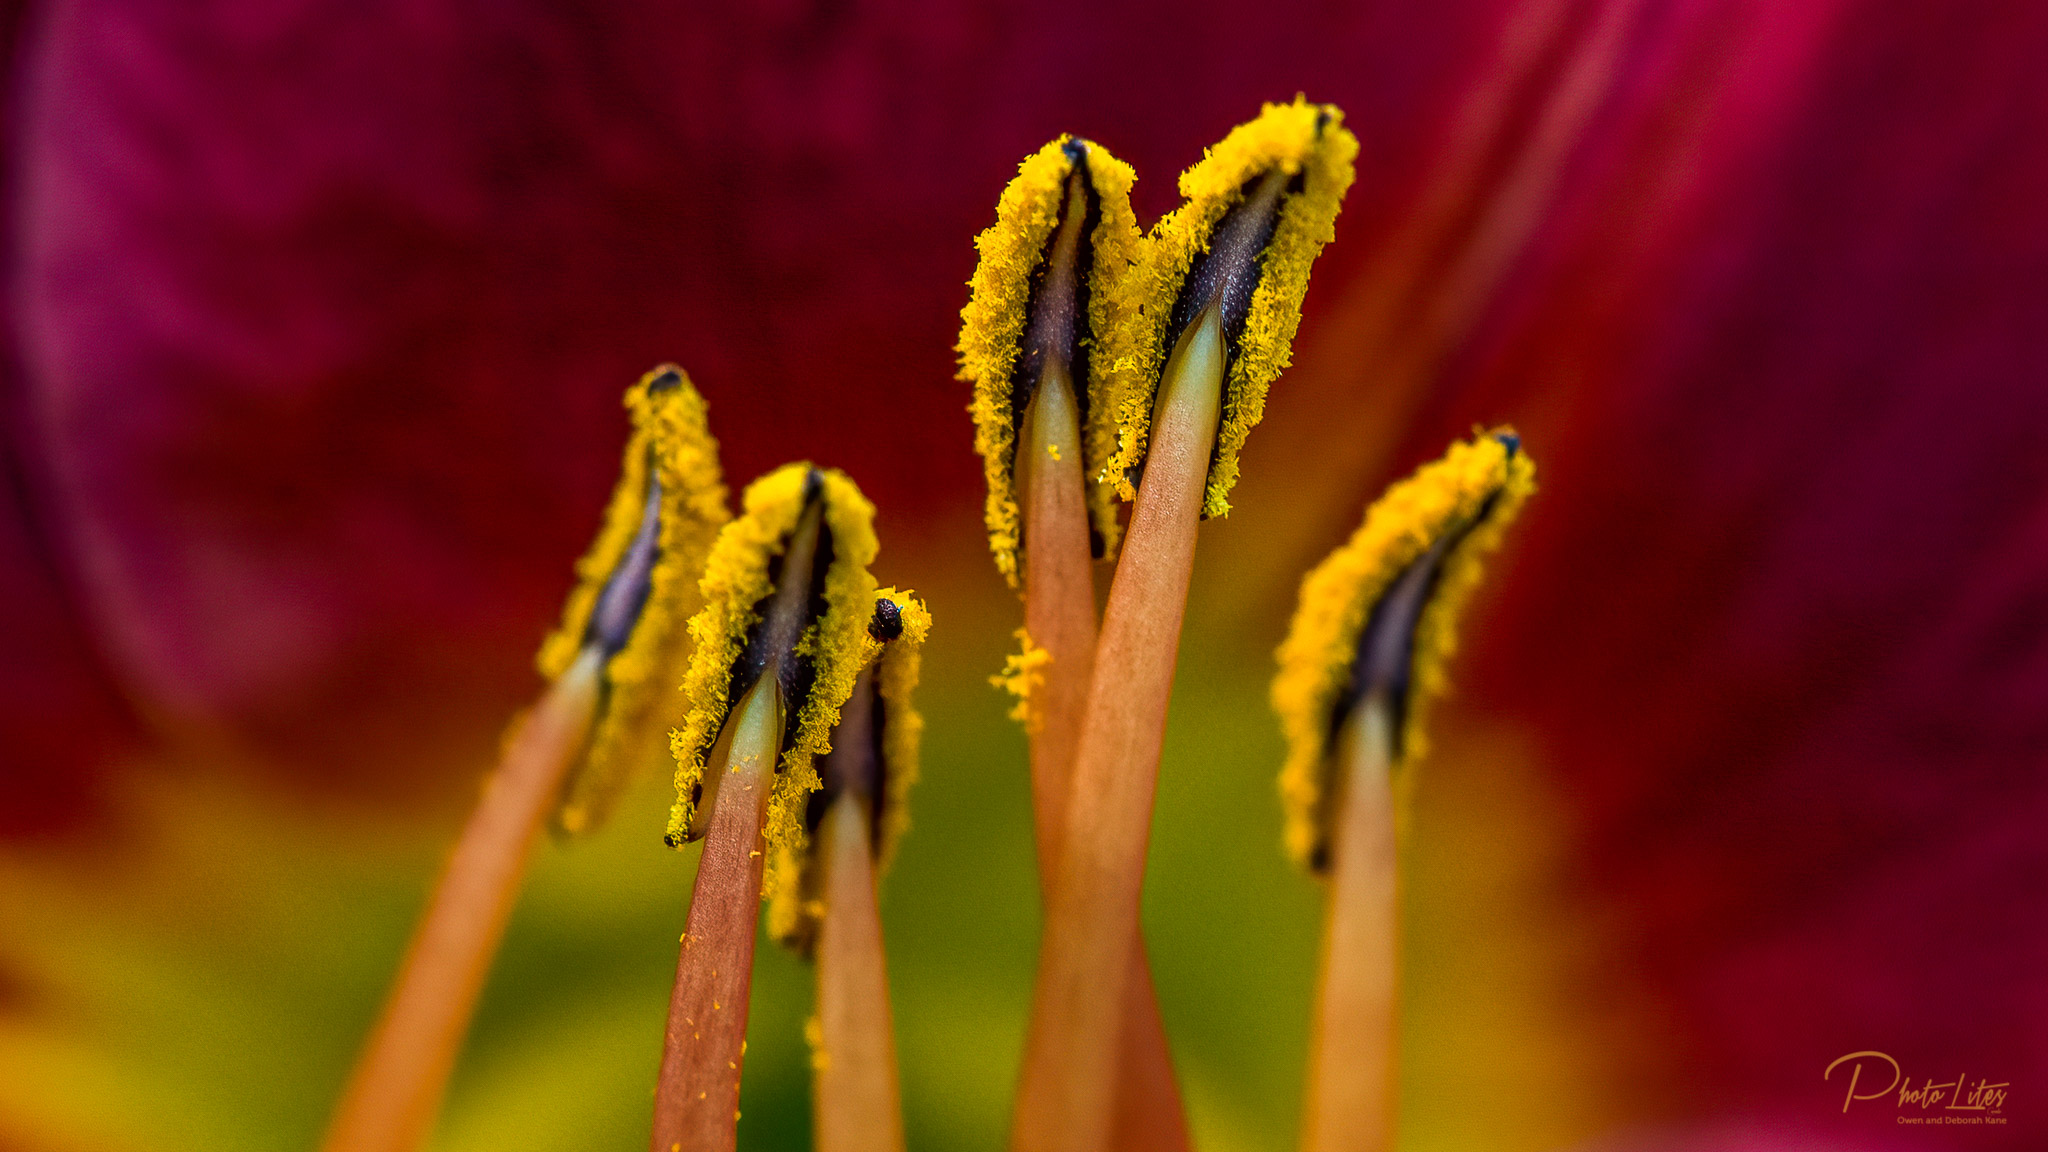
1336 489 1505 759
804 665 889 855
1163 166 1292 363
584 465 663 659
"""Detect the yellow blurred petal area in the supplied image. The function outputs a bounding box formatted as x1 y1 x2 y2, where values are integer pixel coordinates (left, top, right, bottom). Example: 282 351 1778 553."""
1103 97 1359 517
537 365 731 838
1398 711 1663 1150
0 766 815 1152
1144 636 1661 1152
959 136 1141 579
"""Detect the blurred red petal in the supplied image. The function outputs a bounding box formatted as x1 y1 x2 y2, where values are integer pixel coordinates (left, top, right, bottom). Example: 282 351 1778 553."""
7 0 1522 786
1336 0 2048 1139
0 0 140 836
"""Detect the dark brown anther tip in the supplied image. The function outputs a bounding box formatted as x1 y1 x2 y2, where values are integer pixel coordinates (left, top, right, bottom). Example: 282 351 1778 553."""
868 598 903 641
647 365 684 395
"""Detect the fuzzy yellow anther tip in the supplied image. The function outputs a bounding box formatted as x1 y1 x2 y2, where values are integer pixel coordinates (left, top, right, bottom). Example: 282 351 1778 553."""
537 364 729 838
1102 97 1359 518
961 136 1142 582
1273 429 1535 872
664 465 880 907
767 588 932 954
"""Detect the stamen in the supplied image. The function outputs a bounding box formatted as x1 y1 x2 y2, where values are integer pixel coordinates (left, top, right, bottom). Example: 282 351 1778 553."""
1340 517 1470 766
1301 689 1397 1152
984 147 1202 1152
980 148 1197 1144
1275 430 1532 1152
1011 162 1094 432
543 363 730 838
651 464 884 1152
321 650 601 1152
776 588 928 1152
1012 102 1356 1152
651 666 783 1152
961 136 1142 584
665 463 880 861
733 475 829 718
582 464 663 658
688 488 827 842
1273 428 1536 872
322 364 726 1152
1102 97 1359 518
773 588 931 953
815 668 883 833
809 761 906 1152
1163 166 1291 364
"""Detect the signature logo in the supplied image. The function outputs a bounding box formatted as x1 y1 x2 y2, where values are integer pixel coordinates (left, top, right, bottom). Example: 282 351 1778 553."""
1826 1051 2009 1127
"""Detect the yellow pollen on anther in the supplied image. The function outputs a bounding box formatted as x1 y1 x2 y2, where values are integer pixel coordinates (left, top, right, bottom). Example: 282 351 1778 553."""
1272 429 1535 870
767 588 932 950
537 364 730 837
664 465 881 913
960 136 1143 581
1102 97 1359 518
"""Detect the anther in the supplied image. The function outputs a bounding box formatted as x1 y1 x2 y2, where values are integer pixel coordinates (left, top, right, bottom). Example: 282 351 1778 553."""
808 667 883 839
728 472 830 715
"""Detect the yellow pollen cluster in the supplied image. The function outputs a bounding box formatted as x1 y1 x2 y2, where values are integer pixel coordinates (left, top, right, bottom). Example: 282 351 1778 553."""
664 465 881 912
536 364 729 837
768 588 932 953
1272 430 1535 871
959 136 1142 582
988 628 1052 733
1102 96 1359 518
